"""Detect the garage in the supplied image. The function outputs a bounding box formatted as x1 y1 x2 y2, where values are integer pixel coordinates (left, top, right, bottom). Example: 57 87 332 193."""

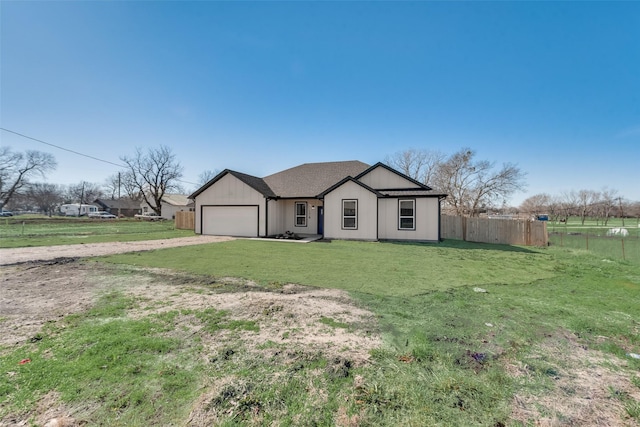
202 206 259 237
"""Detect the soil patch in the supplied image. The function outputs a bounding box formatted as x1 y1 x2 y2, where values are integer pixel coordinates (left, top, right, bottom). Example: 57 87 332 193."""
0 260 381 426
508 330 640 426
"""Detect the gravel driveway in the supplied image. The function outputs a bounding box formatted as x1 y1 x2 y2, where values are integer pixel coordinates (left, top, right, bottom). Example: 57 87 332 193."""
0 235 234 266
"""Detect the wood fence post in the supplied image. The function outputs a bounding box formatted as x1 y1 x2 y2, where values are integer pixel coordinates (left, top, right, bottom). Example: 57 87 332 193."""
462 216 467 241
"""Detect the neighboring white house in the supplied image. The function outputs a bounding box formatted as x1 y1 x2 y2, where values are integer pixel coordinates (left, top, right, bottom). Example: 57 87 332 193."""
140 194 194 220
188 161 446 242
60 204 99 216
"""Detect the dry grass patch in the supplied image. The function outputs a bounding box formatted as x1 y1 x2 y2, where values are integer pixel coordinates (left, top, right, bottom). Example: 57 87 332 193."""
509 330 640 426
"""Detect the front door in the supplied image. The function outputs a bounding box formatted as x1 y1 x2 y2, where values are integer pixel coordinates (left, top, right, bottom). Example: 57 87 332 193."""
317 206 324 235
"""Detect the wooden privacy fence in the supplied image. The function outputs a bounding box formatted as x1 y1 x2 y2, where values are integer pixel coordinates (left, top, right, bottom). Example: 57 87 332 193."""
441 215 548 246
175 211 195 230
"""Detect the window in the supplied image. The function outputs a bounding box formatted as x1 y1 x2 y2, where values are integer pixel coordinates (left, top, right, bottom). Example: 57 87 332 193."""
342 199 357 229
295 202 307 227
399 199 415 230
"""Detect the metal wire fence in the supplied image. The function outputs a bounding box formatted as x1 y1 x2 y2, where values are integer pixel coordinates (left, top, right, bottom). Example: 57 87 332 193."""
548 230 640 264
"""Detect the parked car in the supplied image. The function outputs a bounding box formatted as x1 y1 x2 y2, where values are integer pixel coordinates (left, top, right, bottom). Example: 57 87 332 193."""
0 211 13 217
88 211 117 219
134 212 162 221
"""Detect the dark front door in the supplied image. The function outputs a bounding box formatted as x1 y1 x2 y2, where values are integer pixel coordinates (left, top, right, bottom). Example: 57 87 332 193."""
317 206 324 235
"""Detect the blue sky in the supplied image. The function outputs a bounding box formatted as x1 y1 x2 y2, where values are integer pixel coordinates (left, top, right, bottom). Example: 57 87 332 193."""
2 1 639 205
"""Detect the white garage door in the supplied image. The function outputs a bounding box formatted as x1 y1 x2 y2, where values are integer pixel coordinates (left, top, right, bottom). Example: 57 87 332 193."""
202 206 258 237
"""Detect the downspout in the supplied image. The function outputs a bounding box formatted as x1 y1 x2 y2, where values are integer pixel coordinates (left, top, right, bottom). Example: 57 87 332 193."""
265 197 269 237
438 196 444 242
376 197 379 241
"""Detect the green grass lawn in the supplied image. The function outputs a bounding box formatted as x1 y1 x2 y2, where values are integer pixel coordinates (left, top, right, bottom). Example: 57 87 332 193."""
100 239 640 424
2 239 639 426
100 239 558 297
0 216 193 247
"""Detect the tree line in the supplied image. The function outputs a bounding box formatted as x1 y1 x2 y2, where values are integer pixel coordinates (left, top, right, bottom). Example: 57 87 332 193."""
519 191 640 225
1 146 187 216
2 144 638 221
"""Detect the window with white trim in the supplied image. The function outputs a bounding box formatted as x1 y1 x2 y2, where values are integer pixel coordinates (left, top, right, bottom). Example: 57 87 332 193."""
399 199 415 230
342 199 357 229
295 202 307 227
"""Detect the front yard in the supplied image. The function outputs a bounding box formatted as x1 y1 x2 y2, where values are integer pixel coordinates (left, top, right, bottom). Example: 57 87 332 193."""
1 239 639 426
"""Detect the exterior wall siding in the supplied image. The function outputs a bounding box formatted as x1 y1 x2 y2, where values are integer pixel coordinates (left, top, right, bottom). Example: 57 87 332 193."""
267 199 285 236
378 197 440 241
194 173 266 235
161 203 191 220
358 166 417 189
323 181 378 240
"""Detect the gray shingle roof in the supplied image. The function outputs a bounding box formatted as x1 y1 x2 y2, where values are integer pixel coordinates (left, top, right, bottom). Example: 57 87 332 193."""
263 161 370 198
227 171 277 198
94 198 142 210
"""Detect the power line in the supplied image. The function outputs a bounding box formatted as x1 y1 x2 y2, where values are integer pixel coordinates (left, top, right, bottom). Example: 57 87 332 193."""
1 127 125 168
1 127 199 187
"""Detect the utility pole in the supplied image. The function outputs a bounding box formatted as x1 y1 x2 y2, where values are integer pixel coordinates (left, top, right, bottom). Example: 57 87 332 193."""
78 181 85 216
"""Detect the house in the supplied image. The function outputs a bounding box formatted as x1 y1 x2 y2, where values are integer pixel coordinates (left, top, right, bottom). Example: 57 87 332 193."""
141 194 194 220
94 198 143 218
189 161 446 242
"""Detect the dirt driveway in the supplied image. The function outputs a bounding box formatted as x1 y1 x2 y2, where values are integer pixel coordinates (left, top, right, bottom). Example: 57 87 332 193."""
0 235 234 265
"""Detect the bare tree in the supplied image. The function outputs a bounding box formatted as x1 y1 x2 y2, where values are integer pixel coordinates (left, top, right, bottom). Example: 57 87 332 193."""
103 172 142 200
597 187 618 226
434 148 526 216
66 181 104 205
520 193 551 218
198 169 220 186
0 147 56 208
121 146 183 215
26 183 64 216
576 189 600 225
384 148 445 185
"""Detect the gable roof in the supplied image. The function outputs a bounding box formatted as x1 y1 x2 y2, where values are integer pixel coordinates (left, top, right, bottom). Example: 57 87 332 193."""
189 169 276 199
188 160 446 200
356 162 447 197
317 176 383 198
94 198 142 210
263 161 370 198
161 194 192 206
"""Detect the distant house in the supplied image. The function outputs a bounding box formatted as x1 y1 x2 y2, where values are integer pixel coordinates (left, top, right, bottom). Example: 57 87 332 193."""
189 161 446 241
140 194 194 220
94 198 143 218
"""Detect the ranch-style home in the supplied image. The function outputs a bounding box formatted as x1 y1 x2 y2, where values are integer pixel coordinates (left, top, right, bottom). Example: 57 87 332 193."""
188 161 446 242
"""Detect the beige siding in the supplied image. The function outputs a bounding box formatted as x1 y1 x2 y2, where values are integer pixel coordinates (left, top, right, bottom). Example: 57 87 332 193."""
378 197 440 241
267 199 285 235
274 199 321 235
194 173 266 235
358 166 417 189
161 203 191 220
324 181 378 240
